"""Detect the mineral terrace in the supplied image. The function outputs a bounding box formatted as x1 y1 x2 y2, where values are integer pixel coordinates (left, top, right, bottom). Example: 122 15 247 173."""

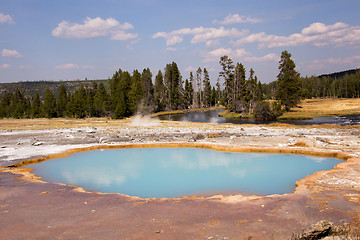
0 117 359 239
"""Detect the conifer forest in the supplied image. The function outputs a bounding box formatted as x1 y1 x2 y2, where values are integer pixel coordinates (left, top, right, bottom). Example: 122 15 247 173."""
0 51 359 120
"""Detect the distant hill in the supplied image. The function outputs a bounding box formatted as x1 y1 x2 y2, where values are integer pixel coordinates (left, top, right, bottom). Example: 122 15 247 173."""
0 79 107 99
318 68 359 79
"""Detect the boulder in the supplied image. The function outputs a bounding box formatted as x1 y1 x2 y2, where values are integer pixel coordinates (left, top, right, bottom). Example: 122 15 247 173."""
293 220 334 240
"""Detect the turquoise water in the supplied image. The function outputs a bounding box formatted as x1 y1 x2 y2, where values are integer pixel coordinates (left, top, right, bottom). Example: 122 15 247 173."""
30 148 342 198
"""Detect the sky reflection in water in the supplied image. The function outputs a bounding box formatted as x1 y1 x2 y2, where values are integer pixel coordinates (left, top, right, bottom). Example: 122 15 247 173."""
31 148 341 198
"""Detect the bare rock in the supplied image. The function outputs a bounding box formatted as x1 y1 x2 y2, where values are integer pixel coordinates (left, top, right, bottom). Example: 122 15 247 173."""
194 133 205 140
32 142 43 146
293 220 334 240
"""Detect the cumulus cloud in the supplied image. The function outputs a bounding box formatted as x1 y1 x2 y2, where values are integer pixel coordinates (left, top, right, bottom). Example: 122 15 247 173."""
0 13 14 24
52 17 138 41
212 14 262 25
203 48 279 63
2 49 23 58
232 22 360 49
153 26 247 46
110 31 138 41
0 64 11 69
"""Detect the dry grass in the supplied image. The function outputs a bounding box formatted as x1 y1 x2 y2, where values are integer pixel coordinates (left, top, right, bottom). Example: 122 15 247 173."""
218 110 244 118
280 98 360 120
0 98 359 130
0 118 131 130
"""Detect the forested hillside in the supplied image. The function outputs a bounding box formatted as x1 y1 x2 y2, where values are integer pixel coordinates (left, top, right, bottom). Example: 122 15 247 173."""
318 68 359 79
1 53 359 120
0 79 107 99
0 57 267 119
263 68 360 99
0 63 222 119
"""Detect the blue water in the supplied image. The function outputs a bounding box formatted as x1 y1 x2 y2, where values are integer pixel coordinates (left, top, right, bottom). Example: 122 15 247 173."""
30 148 342 198
157 110 360 125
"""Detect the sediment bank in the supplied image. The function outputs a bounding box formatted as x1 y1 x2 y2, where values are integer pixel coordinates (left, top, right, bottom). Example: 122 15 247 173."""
0 118 359 239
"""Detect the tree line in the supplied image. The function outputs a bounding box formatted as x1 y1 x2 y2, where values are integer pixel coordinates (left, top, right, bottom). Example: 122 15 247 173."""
263 69 360 99
0 63 223 119
3 50 349 121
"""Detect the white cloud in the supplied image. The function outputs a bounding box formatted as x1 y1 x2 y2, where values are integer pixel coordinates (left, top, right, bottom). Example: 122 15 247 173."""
213 14 262 25
232 22 360 49
0 64 11 69
205 39 220 48
110 31 138 41
166 47 177 51
0 64 34 70
153 26 247 46
301 22 348 35
184 66 196 72
191 27 248 44
52 17 138 41
2 49 23 58
56 64 96 69
55 63 80 69
18 65 33 70
203 48 278 63
244 53 279 62
307 56 360 71
0 13 14 24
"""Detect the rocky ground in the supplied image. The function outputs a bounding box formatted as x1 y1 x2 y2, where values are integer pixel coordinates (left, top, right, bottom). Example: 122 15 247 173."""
0 117 359 239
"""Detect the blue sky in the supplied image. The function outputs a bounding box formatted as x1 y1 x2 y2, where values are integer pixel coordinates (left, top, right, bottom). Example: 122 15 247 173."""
0 0 359 84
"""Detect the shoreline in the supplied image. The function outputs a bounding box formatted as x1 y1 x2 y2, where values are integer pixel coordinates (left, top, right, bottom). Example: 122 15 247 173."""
0 118 359 239
4 142 352 201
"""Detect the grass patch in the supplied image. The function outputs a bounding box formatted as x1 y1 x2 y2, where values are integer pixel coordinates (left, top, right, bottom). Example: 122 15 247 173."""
279 98 360 120
0 118 130 130
218 110 252 119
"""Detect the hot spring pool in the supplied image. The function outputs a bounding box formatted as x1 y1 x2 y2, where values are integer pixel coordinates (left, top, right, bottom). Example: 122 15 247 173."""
30 148 342 198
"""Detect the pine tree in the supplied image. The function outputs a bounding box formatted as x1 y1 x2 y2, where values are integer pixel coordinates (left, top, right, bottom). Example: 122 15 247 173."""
57 84 68 117
247 68 257 115
141 68 154 114
276 50 301 111
196 67 202 107
114 94 127 119
202 68 212 107
12 88 27 118
183 78 193 109
0 92 12 117
86 84 96 117
234 63 247 113
108 69 123 113
31 93 42 118
216 78 222 106
74 84 87 118
94 82 109 117
43 89 57 118
115 71 132 118
164 62 181 110
211 86 217 106
219 55 235 111
189 72 195 107
129 69 144 114
154 70 166 112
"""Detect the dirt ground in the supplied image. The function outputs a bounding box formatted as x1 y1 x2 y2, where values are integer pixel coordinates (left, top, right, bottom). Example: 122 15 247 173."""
0 117 359 239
